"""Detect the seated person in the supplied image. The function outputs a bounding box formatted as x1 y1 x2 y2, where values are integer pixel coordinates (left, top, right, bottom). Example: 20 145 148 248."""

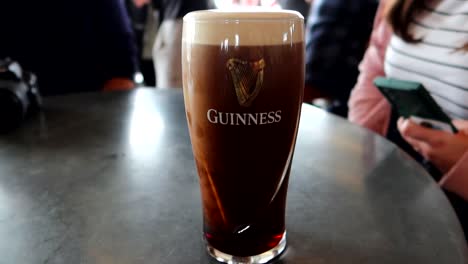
348 0 468 239
304 0 378 117
0 0 138 95
151 0 211 88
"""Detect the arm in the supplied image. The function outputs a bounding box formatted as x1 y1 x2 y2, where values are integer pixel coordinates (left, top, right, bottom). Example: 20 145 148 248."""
347 0 392 135
95 0 138 90
133 0 150 8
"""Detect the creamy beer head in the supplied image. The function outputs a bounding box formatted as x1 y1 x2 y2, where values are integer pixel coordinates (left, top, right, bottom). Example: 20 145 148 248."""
183 10 304 46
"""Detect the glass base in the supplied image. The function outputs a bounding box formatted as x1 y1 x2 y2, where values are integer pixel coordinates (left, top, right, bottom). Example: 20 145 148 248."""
206 232 287 264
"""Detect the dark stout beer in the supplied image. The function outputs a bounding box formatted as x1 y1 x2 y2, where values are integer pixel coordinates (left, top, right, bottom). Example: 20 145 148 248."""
182 10 304 262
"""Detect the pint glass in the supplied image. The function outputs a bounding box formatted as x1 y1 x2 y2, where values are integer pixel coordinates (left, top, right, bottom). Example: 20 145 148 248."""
182 10 304 263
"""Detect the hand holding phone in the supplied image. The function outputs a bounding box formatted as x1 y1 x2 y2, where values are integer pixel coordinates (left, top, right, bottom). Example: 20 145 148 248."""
374 77 458 133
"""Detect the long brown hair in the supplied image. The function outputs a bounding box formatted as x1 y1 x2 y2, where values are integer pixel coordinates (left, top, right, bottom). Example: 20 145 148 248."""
386 0 425 43
386 0 468 50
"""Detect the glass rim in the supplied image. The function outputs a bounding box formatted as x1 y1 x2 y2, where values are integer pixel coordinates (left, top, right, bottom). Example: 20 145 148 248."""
183 9 304 23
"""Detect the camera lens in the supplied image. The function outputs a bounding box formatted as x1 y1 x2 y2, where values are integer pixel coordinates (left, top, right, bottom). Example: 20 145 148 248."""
0 90 24 132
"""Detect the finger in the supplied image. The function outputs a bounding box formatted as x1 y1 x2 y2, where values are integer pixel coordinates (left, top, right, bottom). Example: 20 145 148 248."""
397 118 446 147
397 117 406 131
400 130 422 151
453 120 468 134
402 135 433 160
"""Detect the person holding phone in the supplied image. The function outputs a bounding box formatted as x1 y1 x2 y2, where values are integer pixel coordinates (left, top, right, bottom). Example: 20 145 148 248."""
348 0 468 236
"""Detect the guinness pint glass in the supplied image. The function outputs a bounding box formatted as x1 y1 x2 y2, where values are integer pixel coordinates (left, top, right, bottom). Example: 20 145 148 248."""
182 10 304 263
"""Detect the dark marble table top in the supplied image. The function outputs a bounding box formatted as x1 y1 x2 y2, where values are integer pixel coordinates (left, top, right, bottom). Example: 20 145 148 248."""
0 88 466 264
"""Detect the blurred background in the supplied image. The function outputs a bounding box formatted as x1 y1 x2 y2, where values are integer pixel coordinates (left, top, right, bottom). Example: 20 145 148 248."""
126 0 311 88
1 0 377 121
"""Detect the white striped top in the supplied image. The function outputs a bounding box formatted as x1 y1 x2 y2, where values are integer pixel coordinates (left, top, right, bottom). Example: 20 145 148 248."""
384 0 468 120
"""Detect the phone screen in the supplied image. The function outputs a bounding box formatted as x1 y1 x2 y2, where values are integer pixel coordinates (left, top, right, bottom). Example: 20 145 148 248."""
374 77 458 133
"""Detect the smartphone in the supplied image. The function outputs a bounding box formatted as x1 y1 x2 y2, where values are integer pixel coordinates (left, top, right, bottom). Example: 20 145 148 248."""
374 77 458 133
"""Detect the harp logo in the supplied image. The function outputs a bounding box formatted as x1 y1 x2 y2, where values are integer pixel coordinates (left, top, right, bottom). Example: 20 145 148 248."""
226 58 266 107
206 58 282 126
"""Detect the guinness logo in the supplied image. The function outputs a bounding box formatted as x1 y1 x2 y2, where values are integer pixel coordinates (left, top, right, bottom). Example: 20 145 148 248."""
226 58 265 107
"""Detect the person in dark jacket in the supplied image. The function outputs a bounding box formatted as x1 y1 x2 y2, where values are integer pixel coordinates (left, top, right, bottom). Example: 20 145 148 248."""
304 0 378 117
0 0 138 95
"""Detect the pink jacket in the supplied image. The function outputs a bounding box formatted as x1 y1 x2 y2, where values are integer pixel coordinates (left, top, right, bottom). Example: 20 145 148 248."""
348 1 468 201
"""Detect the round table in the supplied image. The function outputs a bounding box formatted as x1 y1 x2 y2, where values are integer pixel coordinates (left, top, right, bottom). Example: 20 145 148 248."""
0 88 466 264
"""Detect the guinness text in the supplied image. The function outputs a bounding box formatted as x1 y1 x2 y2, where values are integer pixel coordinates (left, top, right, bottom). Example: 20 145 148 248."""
207 109 282 125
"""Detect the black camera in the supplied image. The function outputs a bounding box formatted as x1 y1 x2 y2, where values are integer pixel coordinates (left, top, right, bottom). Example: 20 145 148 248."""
0 58 42 132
